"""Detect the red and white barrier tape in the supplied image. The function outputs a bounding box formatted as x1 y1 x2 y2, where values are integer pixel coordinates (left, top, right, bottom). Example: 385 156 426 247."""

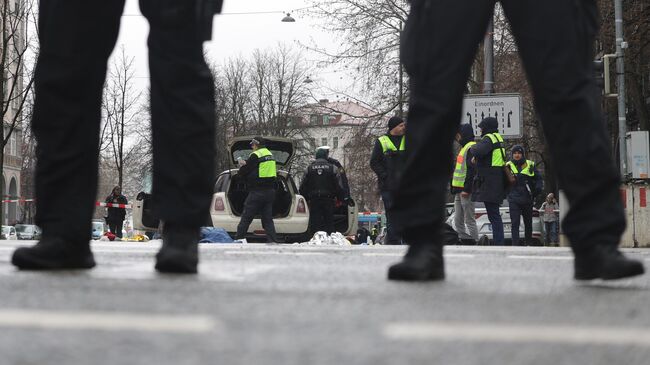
2 199 35 203
96 202 132 209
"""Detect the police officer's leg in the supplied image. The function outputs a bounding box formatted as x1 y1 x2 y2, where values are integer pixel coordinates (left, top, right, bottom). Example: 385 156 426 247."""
462 195 479 241
509 202 522 246
453 194 470 240
485 202 504 245
381 191 400 245
387 0 496 280
323 198 335 235
12 0 126 270
236 191 262 239
501 0 643 279
522 203 533 245
260 190 279 243
310 199 325 233
141 1 216 272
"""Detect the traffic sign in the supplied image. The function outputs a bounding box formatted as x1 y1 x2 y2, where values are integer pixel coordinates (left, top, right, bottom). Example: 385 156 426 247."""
461 94 523 139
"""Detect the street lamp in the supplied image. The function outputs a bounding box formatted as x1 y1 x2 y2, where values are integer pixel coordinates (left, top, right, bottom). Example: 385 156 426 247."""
282 13 296 22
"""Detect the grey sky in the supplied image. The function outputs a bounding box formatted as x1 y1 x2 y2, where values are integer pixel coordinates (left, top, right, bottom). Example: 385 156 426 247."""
114 0 351 101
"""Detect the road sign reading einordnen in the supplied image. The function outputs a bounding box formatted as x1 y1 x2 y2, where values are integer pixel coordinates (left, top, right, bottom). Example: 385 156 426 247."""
461 94 523 139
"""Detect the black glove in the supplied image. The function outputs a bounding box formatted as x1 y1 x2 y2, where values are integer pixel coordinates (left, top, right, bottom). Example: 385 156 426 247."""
345 198 355 207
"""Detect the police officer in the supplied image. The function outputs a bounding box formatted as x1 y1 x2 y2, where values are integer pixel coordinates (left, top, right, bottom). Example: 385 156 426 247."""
387 0 644 281
299 148 344 234
370 116 406 245
450 124 478 245
316 145 353 206
105 186 128 239
12 0 222 274
505 145 543 246
470 117 507 246
235 137 280 243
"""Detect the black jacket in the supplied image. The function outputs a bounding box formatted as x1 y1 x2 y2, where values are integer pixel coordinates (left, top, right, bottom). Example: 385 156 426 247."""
326 157 351 200
506 159 544 205
105 193 127 222
370 134 404 192
299 158 343 200
470 121 506 204
238 151 277 190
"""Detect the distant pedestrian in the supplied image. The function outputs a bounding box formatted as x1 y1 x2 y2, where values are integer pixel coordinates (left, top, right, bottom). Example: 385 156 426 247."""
299 148 345 234
235 137 279 243
370 116 406 245
541 193 560 246
470 117 506 245
370 224 379 242
105 186 128 239
355 226 370 245
505 146 543 246
450 123 478 244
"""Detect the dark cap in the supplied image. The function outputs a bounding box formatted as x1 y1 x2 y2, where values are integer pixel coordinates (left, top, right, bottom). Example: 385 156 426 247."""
388 116 404 132
478 117 498 134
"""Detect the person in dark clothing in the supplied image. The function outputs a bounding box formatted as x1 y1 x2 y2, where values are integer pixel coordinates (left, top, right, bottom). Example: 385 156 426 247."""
450 123 478 245
387 0 644 281
468 117 507 245
355 227 370 245
235 137 279 243
370 116 406 245
505 145 544 246
12 0 222 274
316 146 353 206
105 186 128 239
299 148 344 234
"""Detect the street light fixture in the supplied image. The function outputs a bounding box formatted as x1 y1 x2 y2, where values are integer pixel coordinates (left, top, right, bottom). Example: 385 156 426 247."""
281 13 296 22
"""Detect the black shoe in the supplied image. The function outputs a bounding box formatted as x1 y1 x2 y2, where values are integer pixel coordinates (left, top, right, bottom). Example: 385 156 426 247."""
12 238 95 270
478 235 490 246
574 245 645 281
387 243 445 282
155 224 200 274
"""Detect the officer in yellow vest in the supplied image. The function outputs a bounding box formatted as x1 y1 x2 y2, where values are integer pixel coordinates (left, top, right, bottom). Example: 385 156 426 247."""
450 124 478 244
505 145 543 246
370 116 406 245
235 137 279 243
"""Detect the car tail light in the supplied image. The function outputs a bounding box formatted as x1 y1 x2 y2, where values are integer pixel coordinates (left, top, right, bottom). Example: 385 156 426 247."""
532 210 540 217
297 198 306 214
213 197 225 211
475 213 485 219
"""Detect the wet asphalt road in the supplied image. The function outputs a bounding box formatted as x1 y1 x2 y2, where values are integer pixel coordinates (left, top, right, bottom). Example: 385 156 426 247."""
0 240 649 365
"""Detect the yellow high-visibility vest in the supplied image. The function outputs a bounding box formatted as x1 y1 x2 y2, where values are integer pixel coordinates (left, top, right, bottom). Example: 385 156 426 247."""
378 135 405 154
484 133 506 167
451 141 477 188
252 148 277 178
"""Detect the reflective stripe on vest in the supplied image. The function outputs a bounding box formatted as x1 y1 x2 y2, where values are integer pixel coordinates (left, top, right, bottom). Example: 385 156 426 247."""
485 133 506 167
506 159 535 177
252 148 277 178
378 135 405 154
451 141 477 188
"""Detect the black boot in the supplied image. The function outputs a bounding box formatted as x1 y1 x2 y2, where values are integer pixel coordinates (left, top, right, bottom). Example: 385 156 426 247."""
387 242 445 281
574 245 645 281
12 237 95 270
155 224 200 274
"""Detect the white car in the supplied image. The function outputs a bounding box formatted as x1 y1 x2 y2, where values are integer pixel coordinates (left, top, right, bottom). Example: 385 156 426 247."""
1 225 17 240
132 136 358 242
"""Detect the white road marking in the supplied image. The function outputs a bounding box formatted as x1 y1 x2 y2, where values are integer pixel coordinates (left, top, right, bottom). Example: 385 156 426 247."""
507 255 573 260
362 253 402 257
362 253 475 258
0 309 217 333
223 250 325 256
383 321 650 346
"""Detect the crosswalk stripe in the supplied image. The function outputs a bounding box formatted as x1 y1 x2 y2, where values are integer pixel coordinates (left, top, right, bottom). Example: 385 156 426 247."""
383 321 650 346
507 255 573 260
0 309 217 333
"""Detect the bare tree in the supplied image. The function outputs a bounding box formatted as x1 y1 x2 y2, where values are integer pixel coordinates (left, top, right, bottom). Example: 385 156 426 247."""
1 0 36 225
101 47 142 189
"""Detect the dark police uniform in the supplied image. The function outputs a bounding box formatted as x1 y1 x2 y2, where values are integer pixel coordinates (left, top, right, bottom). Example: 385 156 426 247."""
30 0 220 245
299 158 343 234
505 152 543 246
370 133 406 245
387 0 643 280
235 147 279 242
105 191 128 238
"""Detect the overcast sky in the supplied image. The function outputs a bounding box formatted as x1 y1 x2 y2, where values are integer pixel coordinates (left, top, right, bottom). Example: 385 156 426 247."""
114 0 351 101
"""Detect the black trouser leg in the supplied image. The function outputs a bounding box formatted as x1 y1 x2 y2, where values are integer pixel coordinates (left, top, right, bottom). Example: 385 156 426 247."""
509 203 522 246
259 190 278 242
309 198 335 234
381 191 401 245
140 0 216 228
236 192 261 239
32 0 126 244
391 0 496 244
521 203 533 243
501 0 625 250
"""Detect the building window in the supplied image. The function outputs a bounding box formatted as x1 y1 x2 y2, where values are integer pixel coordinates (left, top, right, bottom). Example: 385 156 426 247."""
310 114 319 125
333 137 339 148
310 138 316 148
10 132 16 156
322 115 331 125
321 137 328 147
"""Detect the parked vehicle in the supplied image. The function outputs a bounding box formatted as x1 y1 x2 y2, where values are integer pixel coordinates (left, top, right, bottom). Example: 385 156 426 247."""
132 136 358 242
446 200 543 245
14 224 42 240
1 225 17 240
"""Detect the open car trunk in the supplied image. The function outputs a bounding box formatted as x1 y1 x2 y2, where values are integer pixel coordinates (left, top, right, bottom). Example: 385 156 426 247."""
227 172 293 218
